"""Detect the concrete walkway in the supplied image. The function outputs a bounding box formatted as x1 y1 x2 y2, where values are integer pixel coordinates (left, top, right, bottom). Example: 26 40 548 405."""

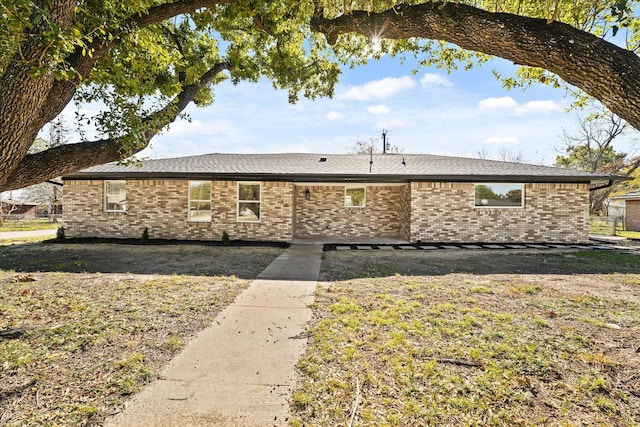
0 229 57 240
106 244 323 427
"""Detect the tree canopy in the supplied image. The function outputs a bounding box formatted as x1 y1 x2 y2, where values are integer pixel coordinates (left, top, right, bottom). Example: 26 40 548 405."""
3 0 640 191
554 107 640 212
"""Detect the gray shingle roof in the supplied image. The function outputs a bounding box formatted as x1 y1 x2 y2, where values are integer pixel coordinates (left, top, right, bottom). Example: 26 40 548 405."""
64 152 620 183
612 190 640 200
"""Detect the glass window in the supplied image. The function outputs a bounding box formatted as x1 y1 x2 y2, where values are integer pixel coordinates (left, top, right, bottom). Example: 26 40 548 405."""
238 182 261 222
475 184 524 208
345 187 366 207
104 180 126 212
188 181 211 221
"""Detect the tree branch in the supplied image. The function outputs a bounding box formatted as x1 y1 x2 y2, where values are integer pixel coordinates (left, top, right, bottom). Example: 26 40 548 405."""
311 2 640 131
2 61 230 191
42 0 236 133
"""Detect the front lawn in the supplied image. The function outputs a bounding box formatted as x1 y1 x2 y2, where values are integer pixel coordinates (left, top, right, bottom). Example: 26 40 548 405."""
0 244 282 425
292 250 640 426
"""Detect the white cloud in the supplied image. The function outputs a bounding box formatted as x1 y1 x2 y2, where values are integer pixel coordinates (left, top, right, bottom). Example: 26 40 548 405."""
367 104 390 115
420 73 453 88
326 111 344 120
483 136 519 145
478 96 518 110
514 100 563 116
339 76 416 101
478 97 563 116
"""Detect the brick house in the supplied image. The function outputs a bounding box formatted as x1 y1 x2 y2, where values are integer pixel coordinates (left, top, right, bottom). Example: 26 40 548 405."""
613 190 640 231
62 153 619 243
1 200 38 220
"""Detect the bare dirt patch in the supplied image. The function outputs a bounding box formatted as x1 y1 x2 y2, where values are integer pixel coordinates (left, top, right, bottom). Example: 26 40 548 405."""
292 249 640 426
0 243 282 426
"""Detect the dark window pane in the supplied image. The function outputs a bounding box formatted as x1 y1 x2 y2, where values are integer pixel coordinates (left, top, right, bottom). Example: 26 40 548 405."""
239 184 260 201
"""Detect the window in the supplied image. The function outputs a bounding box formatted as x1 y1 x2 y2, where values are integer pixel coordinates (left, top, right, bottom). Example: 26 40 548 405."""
475 184 524 208
238 182 261 222
104 180 126 212
345 187 366 207
188 181 211 221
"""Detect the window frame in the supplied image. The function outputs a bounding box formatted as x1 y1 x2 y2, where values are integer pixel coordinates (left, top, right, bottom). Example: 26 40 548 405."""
344 186 366 208
474 183 525 209
237 182 262 223
104 180 127 212
187 180 212 222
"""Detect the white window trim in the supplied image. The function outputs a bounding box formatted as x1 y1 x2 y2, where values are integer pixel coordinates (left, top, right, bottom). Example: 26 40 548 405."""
344 185 366 208
188 180 212 222
237 181 262 223
474 183 525 209
104 180 126 212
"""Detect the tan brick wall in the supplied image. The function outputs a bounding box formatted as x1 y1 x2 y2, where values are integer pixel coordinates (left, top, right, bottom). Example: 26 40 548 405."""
63 180 294 241
64 179 589 243
409 182 590 243
625 200 640 231
294 184 407 239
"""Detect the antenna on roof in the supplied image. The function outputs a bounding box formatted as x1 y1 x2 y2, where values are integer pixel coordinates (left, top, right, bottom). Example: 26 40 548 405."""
369 147 373 173
382 129 388 154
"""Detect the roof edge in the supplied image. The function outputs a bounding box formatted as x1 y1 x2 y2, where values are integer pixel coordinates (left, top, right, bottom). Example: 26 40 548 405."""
62 171 608 184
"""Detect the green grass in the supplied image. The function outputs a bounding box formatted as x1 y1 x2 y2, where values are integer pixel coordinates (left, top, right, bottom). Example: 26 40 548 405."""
546 250 640 272
615 230 640 238
0 219 59 232
0 235 53 245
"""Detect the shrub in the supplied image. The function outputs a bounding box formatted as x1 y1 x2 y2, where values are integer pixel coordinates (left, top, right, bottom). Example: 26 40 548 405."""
141 227 149 242
56 226 65 241
221 230 230 245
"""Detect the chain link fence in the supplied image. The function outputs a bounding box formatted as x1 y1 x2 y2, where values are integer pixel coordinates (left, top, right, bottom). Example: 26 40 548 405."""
589 215 626 236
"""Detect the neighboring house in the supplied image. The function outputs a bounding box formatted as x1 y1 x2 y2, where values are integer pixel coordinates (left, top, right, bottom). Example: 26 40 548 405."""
62 153 622 243
36 204 63 219
612 190 640 231
1 200 37 220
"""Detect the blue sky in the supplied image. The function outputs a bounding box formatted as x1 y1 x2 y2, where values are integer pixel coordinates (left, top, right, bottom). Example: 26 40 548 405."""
137 54 583 166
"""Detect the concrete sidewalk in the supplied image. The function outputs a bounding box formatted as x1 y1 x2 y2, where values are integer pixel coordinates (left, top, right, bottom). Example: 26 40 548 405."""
0 229 57 240
106 244 323 427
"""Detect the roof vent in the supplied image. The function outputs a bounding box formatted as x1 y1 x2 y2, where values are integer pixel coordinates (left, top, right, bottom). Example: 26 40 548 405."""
319 157 327 162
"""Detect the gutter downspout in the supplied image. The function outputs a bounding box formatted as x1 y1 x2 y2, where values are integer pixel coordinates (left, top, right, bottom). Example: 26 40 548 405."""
589 179 615 191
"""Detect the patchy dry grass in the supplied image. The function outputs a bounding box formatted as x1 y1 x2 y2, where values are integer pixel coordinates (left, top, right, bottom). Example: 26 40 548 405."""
292 250 640 426
0 244 282 426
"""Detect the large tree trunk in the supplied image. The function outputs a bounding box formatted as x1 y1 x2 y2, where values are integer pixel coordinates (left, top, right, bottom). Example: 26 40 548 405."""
311 2 640 132
0 1 77 189
1 62 230 191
